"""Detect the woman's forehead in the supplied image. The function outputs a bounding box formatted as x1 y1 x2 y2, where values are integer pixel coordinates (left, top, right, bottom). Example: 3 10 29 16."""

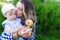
16 2 23 8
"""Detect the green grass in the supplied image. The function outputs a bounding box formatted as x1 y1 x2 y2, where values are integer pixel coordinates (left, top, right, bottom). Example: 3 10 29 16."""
35 24 60 40
35 34 60 40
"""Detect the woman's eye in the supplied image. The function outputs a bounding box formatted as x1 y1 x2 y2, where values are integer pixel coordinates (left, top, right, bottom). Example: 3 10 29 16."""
19 9 22 11
18 8 23 11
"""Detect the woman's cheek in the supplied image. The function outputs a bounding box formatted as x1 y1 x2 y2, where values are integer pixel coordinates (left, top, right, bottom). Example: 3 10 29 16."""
18 11 22 14
17 11 23 16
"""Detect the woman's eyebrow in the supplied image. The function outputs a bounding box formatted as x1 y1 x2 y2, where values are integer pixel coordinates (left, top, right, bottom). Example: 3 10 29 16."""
19 7 21 9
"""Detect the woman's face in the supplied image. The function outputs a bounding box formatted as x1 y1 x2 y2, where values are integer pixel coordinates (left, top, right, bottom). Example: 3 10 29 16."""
16 2 23 17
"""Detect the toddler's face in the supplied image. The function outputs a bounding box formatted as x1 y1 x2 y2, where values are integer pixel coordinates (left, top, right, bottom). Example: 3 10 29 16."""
16 2 23 17
5 9 16 20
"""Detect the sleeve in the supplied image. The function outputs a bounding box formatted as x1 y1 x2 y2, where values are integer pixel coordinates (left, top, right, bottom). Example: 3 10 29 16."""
4 24 12 33
28 22 36 40
2 21 16 33
2 20 8 28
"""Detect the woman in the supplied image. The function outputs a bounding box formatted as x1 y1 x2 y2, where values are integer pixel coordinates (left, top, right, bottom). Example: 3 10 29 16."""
16 0 36 40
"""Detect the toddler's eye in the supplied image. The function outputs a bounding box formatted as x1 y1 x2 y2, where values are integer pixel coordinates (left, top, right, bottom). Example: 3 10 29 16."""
8 13 12 16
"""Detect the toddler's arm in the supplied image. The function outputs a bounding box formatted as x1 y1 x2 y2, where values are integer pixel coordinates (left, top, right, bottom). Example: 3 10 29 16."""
5 24 19 38
5 24 15 33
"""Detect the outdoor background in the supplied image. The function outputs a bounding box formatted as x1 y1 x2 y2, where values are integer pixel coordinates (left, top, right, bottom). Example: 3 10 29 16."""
0 0 60 40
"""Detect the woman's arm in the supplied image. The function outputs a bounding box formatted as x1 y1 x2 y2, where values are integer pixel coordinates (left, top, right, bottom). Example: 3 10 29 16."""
28 22 36 40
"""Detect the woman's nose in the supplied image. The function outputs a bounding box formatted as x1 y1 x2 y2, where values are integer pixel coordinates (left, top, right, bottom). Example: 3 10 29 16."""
15 8 18 11
15 9 18 12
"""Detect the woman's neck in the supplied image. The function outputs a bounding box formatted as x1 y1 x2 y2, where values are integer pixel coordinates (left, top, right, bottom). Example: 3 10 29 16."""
7 19 15 21
21 15 25 21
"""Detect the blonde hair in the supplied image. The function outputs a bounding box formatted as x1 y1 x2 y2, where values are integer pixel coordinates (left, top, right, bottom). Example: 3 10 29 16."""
21 0 36 23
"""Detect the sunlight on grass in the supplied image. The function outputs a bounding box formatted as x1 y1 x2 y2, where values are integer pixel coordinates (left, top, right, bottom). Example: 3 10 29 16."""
0 2 6 5
0 0 13 6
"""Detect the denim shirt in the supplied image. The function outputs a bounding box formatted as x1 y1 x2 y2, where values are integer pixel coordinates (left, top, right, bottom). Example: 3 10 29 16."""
17 17 36 40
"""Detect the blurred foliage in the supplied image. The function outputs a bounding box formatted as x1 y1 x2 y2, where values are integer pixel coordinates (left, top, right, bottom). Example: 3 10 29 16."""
0 0 60 40
0 6 5 35
31 0 60 40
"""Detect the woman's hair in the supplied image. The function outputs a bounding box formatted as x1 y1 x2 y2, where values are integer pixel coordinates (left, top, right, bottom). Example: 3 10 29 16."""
19 0 36 32
20 0 36 23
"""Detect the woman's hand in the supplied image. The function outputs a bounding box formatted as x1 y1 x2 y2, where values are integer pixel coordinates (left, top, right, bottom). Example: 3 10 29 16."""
18 27 27 37
13 32 18 39
18 27 32 38
22 28 32 38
